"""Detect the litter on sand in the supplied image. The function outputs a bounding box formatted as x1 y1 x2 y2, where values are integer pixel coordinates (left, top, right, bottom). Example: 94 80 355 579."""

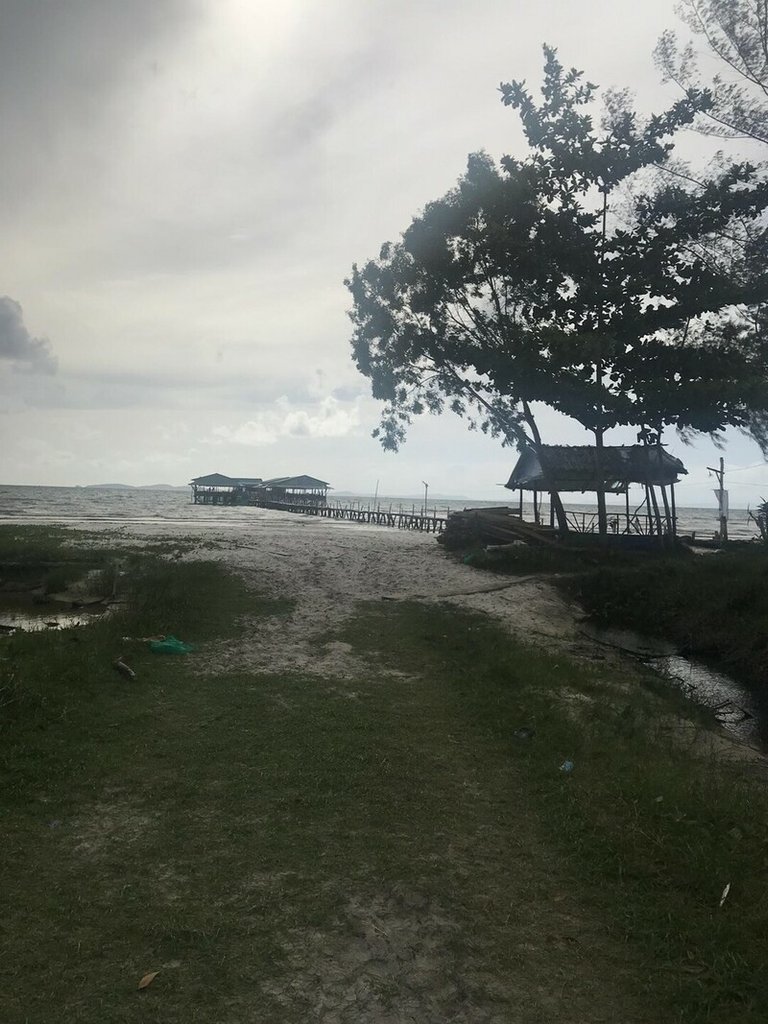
148 635 194 655
113 657 136 681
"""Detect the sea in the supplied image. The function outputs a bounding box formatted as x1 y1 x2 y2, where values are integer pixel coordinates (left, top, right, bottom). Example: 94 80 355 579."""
0 484 759 540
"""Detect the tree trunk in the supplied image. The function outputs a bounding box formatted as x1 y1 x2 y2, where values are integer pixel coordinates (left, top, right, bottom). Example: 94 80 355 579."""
521 401 569 533
594 428 608 536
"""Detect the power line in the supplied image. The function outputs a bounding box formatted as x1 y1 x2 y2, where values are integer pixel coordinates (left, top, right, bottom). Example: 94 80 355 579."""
726 462 768 473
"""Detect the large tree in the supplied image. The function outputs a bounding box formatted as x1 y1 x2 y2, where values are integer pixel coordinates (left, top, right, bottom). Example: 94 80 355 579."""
347 48 768 533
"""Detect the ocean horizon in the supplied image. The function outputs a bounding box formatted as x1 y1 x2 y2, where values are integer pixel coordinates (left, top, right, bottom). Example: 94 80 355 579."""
0 483 758 541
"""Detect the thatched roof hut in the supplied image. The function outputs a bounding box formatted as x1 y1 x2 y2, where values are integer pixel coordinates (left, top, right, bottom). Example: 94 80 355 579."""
505 445 687 493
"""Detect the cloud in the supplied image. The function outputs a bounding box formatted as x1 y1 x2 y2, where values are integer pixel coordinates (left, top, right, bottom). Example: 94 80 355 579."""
0 296 56 372
211 396 361 447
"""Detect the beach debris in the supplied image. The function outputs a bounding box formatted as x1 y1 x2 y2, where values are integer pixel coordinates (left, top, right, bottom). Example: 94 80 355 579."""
137 971 159 990
44 620 60 628
513 727 535 741
148 635 194 655
113 657 136 681
559 760 575 774
719 882 731 908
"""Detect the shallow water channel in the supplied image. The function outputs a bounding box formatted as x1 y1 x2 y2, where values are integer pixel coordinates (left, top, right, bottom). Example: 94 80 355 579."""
581 624 767 752
0 605 105 632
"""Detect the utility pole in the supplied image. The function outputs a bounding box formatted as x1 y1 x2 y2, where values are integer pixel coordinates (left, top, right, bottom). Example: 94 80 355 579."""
422 481 429 516
707 457 728 543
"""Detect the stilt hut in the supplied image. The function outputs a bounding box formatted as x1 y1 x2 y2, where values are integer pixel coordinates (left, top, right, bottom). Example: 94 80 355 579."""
257 475 330 506
505 445 687 537
190 473 240 505
190 474 264 505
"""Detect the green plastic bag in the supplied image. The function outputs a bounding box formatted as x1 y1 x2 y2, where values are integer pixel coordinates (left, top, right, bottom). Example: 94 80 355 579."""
148 635 194 655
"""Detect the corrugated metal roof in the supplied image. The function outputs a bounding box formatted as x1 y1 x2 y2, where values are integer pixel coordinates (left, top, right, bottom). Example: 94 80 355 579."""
190 473 235 487
506 445 687 491
192 473 330 489
261 475 330 489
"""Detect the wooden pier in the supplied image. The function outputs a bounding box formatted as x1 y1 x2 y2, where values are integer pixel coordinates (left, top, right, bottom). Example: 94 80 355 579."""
253 499 447 533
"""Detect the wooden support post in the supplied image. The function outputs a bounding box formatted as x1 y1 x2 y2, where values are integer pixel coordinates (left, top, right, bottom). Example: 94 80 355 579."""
647 485 659 536
659 484 672 538
648 484 663 541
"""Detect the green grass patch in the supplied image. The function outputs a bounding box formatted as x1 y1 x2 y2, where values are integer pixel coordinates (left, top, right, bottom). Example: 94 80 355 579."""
0 525 84 564
453 536 692 576
1 531 303 1022
341 601 768 1024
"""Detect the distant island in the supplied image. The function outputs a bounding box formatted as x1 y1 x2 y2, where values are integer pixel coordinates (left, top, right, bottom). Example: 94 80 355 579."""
81 483 187 491
334 490 471 500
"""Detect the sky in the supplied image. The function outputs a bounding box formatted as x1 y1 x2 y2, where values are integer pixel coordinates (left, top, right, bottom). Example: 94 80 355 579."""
1 0 766 508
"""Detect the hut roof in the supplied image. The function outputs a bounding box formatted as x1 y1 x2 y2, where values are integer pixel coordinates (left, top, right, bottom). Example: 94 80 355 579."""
505 445 687 492
190 473 235 487
261 475 330 489
233 477 263 486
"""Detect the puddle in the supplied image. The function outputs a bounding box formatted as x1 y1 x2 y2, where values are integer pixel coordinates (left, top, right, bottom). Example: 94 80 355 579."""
582 624 765 751
0 607 106 633
0 564 116 635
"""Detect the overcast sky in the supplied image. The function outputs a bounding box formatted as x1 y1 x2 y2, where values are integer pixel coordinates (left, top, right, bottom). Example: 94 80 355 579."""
1 0 765 507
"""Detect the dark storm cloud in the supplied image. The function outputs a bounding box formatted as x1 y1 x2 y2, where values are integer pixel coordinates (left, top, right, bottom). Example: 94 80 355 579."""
0 297 56 372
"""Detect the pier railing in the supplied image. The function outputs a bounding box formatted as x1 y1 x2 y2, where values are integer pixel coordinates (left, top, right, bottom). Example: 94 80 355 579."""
252 499 447 533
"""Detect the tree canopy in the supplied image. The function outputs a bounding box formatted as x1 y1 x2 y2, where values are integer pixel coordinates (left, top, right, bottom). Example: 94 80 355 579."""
346 48 768 468
655 0 768 145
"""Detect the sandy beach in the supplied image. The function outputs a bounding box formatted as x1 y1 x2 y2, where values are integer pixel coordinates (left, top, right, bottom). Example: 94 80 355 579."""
83 508 765 766
94 509 582 676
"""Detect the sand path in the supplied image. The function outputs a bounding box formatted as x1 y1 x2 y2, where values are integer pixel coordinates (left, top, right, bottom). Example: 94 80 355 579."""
171 510 585 676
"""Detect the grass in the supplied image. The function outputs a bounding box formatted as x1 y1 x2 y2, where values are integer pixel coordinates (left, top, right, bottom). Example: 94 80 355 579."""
0 601 647 1022
2 526 768 1022
454 535 692 576
0 531 298 1023
340 601 768 1023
